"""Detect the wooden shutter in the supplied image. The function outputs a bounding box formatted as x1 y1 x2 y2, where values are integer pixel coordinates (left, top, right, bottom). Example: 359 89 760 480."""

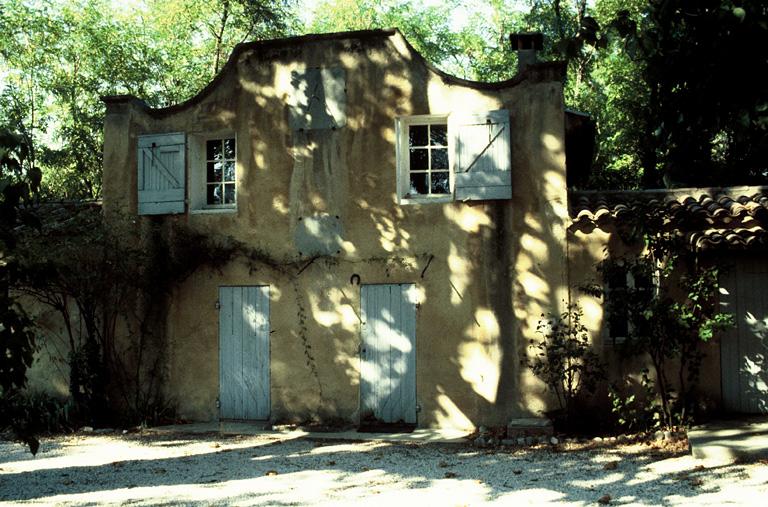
450 109 512 201
360 284 417 424
219 285 271 420
289 67 347 130
137 132 185 215
720 257 768 414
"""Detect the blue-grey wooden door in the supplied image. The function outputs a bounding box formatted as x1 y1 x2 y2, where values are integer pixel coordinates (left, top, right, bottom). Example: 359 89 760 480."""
219 286 270 420
360 284 417 424
721 258 768 413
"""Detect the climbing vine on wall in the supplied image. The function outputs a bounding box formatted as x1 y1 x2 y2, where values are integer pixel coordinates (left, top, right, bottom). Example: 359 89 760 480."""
582 213 734 429
15 204 433 425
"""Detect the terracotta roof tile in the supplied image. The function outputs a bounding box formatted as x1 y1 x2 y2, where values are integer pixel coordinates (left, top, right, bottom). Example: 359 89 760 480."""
569 186 768 251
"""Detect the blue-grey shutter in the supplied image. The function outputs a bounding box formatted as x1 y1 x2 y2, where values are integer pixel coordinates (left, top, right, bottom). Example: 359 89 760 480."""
289 67 347 130
720 258 768 414
137 132 185 215
360 284 417 424
451 109 512 201
219 286 271 420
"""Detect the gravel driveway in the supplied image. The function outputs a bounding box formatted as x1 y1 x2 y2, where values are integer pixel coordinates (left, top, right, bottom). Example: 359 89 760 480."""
0 431 766 506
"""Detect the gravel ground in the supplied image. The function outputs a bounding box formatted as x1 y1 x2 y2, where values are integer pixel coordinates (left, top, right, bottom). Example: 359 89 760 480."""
0 432 766 506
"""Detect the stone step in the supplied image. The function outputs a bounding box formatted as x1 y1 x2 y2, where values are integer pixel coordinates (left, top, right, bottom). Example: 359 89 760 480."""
507 417 553 438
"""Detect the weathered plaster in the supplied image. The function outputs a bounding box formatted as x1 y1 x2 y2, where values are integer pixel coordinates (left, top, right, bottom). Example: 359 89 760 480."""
101 30 569 429
566 223 724 407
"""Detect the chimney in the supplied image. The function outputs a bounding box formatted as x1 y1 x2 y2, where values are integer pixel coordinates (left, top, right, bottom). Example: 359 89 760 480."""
510 32 544 74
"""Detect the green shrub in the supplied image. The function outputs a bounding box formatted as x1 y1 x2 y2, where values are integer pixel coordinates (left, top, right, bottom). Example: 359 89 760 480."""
0 391 73 436
528 303 606 426
608 369 662 433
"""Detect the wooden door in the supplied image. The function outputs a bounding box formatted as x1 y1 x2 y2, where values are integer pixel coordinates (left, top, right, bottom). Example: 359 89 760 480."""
720 257 768 413
360 284 417 424
219 286 270 420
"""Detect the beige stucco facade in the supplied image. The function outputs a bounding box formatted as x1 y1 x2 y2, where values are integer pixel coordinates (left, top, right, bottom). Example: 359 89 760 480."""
98 29 576 429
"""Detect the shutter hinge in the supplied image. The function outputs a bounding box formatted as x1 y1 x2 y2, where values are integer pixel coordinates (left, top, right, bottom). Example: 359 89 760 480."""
215 300 221 310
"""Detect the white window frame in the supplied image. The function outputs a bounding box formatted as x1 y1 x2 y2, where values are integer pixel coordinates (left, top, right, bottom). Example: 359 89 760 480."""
188 132 238 214
395 114 453 205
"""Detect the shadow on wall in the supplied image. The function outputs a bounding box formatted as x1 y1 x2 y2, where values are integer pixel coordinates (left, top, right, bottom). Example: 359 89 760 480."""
190 35 570 428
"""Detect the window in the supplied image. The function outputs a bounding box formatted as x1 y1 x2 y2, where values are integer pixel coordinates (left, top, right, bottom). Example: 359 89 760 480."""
205 138 236 207
188 133 237 212
396 116 451 203
604 261 656 345
406 121 450 197
395 110 511 204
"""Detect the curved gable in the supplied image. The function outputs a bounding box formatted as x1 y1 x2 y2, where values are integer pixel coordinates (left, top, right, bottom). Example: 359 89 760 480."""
102 29 565 117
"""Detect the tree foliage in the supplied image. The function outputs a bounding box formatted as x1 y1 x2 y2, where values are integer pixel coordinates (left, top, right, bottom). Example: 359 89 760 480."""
590 226 734 428
0 128 38 396
0 127 40 453
0 0 297 200
2 0 765 196
307 0 463 71
629 1 768 187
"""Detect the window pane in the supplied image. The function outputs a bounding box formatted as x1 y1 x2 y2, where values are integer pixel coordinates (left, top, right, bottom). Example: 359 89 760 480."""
409 125 428 147
206 140 222 160
207 161 222 183
223 161 235 182
224 183 236 204
207 184 222 205
431 171 449 194
430 124 447 146
409 148 428 170
609 310 629 338
606 267 627 289
409 173 428 195
223 138 236 159
633 272 652 290
432 148 448 169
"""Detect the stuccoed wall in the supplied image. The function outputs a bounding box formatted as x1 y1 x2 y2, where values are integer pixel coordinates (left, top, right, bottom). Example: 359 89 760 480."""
19 299 71 400
566 224 723 408
102 30 568 429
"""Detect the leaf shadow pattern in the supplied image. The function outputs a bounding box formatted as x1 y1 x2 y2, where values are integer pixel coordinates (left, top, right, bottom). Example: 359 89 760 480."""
0 433 755 505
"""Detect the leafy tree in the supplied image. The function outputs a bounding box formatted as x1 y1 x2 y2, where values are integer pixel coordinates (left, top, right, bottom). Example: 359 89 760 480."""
580 0 768 188
0 127 40 453
0 0 297 200
592 225 734 428
307 0 463 72
634 1 767 187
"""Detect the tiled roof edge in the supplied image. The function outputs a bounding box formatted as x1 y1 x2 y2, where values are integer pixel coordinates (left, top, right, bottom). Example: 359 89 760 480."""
570 185 768 199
